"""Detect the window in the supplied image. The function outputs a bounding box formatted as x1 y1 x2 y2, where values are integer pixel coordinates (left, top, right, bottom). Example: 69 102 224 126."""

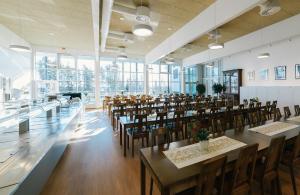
35 52 58 97
148 63 181 95
99 58 144 102
203 60 223 96
78 56 95 103
185 66 199 96
58 55 77 93
35 52 96 102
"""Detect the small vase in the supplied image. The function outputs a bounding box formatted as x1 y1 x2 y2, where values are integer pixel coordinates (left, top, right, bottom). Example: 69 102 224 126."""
199 140 209 151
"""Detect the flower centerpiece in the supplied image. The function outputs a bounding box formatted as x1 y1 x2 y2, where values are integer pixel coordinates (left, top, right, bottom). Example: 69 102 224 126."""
188 123 210 151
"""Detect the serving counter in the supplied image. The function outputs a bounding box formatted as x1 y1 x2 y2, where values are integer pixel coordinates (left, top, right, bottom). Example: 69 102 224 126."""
0 101 83 195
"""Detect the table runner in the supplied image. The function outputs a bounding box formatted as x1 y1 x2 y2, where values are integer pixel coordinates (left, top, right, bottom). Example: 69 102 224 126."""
287 116 300 123
163 136 246 169
248 122 299 136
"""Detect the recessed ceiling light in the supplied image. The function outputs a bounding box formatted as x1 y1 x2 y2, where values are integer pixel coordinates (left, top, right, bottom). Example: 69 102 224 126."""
208 42 224 50
48 32 55 36
133 24 153 37
120 17 125 21
9 45 31 52
168 27 172 31
117 54 128 60
257 52 270 59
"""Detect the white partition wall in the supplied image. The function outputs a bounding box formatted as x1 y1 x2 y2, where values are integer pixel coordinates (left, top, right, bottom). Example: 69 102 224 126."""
240 86 300 114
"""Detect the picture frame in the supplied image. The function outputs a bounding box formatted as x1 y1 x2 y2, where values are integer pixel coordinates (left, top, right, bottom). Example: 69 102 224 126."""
247 71 255 80
259 69 268 81
295 64 300 79
274 66 286 80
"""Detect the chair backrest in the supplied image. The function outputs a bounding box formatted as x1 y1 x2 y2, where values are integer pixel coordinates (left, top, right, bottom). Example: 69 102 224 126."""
291 133 300 162
248 111 259 128
233 113 245 132
284 106 291 119
156 111 167 128
238 104 244 110
243 99 248 106
134 113 148 133
211 118 225 137
230 144 258 194
264 136 285 173
295 105 300 116
152 127 169 146
256 102 262 108
273 108 282 122
194 155 227 195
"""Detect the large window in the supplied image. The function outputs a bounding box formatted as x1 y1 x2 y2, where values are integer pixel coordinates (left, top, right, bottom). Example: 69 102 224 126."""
35 52 95 102
203 60 223 96
99 58 144 102
185 66 199 96
148 63 181 95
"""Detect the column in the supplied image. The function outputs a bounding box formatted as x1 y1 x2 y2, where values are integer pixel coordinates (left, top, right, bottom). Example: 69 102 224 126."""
144 63 149 95
95 58 100 107
180 63 185 94
30 47 37 100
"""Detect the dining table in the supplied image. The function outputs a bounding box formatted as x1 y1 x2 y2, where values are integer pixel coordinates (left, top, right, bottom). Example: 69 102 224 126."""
139 116 300 195
118 104 266 157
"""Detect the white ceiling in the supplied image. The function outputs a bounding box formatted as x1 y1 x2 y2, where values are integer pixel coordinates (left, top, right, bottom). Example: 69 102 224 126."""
0 0 94 52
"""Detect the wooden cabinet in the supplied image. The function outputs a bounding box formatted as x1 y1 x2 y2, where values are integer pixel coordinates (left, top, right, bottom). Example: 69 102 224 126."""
223 69 242 103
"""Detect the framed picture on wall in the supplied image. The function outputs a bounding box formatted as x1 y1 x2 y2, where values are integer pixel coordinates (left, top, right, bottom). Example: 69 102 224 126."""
259 69 268 80
274 66 286 80
295 64 300 79
247 71 255 80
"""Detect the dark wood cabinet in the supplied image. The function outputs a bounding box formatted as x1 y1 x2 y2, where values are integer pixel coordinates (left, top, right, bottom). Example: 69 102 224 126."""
223 69 242 103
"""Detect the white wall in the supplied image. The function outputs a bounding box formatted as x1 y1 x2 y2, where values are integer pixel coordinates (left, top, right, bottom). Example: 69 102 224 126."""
0 24 31 90
223 36 300 87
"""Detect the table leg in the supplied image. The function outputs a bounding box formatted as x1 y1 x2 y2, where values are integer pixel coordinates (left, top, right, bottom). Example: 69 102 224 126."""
123 125 127 157
140 159 146 195
120 124 123 146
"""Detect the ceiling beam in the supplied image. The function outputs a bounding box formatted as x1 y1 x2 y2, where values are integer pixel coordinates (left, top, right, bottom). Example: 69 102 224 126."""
183 13 300 66
91 0 100 60
145 0 265 64
100 0 114 52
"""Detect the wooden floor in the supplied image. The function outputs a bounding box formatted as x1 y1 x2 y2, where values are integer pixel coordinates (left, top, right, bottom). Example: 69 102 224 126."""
41 110 300 195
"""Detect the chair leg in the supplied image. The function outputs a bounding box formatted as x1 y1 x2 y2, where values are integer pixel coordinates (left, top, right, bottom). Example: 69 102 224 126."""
276 175 282 195
260 181 265 195
146 135 149 147
142 137 144 147
131 137 134 157
289 165 298 195
127 135 129 149
150 177 153 195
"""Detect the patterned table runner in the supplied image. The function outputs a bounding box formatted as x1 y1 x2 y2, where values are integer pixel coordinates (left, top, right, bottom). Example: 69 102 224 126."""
248 122 299 136
163 136 246 169
287 116 300 123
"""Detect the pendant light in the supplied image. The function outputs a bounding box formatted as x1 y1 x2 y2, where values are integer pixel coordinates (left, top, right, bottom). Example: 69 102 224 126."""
9 0 31 53
257 12 270 59
208 3 224 50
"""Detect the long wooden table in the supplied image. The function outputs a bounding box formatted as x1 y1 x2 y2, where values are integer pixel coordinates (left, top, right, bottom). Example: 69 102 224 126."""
118 105 266 157
139 118 300 195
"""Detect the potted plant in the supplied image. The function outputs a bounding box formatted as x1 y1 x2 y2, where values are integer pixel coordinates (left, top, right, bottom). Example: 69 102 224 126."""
212 83 223 97
195 128 210 151
222 84 227 94
196 83 206 96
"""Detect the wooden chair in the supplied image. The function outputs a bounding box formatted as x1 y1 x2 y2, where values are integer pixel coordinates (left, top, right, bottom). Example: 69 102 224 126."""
295 105 300 116
254 136 285 195
152 111 169 146
248 111 259 128
233 113 245 132
171 155 227 195
169 110 185 141
274 108 282 122
283 106 291 119
127 113 149 157
224 144 258 195
211 118 225 138
281 133 300 195
149 123 169 195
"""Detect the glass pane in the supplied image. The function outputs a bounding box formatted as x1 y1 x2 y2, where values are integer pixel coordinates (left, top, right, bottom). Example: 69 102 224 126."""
137 63 144 72
60 55 75 69
130 62 136 72
124 62 130 72
160 65 169 73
